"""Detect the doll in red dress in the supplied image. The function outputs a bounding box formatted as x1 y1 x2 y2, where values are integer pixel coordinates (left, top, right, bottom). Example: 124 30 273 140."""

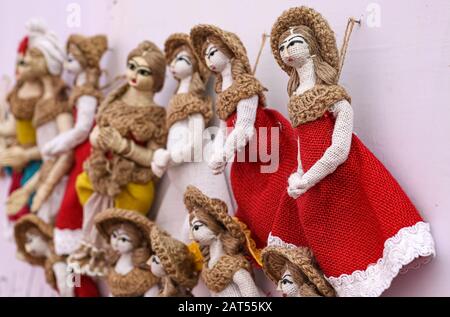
190 25 305 255
269 6 436 296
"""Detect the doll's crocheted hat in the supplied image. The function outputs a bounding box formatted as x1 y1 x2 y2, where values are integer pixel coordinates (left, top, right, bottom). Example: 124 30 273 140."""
184 185 245 244
14 214 54 267
270 6 340 74
150 225 199 289
164 33 210 83
190 24 252 75
95 208 154 248
67 34 108 69
262 245 336 297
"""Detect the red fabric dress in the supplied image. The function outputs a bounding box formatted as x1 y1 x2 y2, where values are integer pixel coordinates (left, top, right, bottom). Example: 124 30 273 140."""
294 111 427 278
53 108 99 298
226 105 307 250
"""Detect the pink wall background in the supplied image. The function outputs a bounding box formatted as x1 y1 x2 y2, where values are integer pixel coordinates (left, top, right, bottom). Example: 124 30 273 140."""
0 0 449 296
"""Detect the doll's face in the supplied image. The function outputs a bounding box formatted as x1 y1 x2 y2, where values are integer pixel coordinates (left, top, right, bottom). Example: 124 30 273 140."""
64 45 83 75
190 216 217 246
278 33 311 69
149 255 166 278
169 50 194 80
24 231 50 258
278 269 300 297
126 56 155 91
204 44 230 73
18 48 49 81
111 228 134 254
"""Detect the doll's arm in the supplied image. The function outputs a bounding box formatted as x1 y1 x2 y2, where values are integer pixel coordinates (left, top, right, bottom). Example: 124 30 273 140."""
208 119 228 174
6 171 41 216
233 269 261 297
0 115 16 137
288 100 353 198
53 261 75 297
43 96 97 156
0 146 41 169
223 95 258 160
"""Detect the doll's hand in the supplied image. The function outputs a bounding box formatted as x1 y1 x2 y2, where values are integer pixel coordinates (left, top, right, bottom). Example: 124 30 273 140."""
99 127 128 154
6 187 32 216
89 126 106 150
287 172 312 199
30 182 53 213
0 146 30 169
53 261 75 297
151 149 171 178
208 149 227 175
224 126 254 161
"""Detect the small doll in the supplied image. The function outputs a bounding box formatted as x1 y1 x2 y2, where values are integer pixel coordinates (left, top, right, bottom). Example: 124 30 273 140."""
190 25 303 255
0 31 44 222
148 225 199 297
151 33 233 242
14 214 99 297
262 246 335 297
5 19 73 224
94 208 159 297
269 6 435 296
69 41 167 276
41 34 108 258
184 185 261 297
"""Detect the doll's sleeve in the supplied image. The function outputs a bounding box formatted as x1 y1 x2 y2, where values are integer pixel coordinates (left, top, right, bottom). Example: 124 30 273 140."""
235 95 258 129
43 96 97 156
301 100 353 186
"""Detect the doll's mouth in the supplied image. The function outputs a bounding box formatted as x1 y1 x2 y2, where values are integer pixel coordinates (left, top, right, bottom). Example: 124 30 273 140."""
130 79 137 85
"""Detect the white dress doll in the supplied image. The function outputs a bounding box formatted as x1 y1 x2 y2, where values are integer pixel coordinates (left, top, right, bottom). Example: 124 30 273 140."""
151 33 233 243
184 185 261 297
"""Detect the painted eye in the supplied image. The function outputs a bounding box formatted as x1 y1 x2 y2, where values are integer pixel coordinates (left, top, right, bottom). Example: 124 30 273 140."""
193 224 202 231
282 279 294 286
128 62 136 71
18 59 26 66
120 237 128 243
112 232 118 239
138 69 151 77
279 46 285 53
152 257 160 264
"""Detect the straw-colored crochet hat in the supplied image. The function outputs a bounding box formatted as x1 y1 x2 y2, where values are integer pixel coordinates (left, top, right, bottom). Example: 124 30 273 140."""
150 225 199 289
67 34 108 69
95 208 154 248
270 6 340 74
184 185 245 243
14 214 54 267
262 246 336 297
190 24 252 75
164 33 210 83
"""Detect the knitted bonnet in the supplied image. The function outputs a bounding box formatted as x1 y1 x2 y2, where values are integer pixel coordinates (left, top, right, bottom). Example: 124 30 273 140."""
190 24 252 75
270 6 340 74
150 225 199 290
164 33 210 83
14 214 54 267
184 185 246 244
67 34 108 69
262 246 336 297
26 19 65 76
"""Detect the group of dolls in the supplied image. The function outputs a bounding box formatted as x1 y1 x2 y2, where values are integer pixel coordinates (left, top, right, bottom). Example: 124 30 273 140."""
0 6 435 297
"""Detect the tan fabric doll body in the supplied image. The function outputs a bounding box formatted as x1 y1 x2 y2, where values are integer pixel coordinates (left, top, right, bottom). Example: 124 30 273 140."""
151 33 233 243
184 186 261 297
68 41 167 277
95 208 159 297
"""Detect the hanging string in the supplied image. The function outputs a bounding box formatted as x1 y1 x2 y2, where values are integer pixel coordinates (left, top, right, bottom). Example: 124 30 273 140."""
253 33 271 75
338 17 361 80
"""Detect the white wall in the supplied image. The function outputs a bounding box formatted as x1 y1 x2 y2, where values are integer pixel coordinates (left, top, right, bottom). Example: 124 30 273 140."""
1 0 449 297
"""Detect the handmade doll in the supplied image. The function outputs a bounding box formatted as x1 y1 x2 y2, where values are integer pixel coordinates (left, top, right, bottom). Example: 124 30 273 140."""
262 246 335 297
148 225 199 297
14 214 99 297
69 41 167 276
94 208 159 297
5 19 73 224
184 185 261 297
269 6 435 296
42 34 108 258
0 33 44 222
190 25 303 256
151 33 233 242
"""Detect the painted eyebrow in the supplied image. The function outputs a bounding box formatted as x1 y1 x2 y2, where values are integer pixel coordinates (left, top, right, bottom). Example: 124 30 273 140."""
282 273 293 279
129 59 151 70
192 220 204 226
280 36 305 47
206 46 218 56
